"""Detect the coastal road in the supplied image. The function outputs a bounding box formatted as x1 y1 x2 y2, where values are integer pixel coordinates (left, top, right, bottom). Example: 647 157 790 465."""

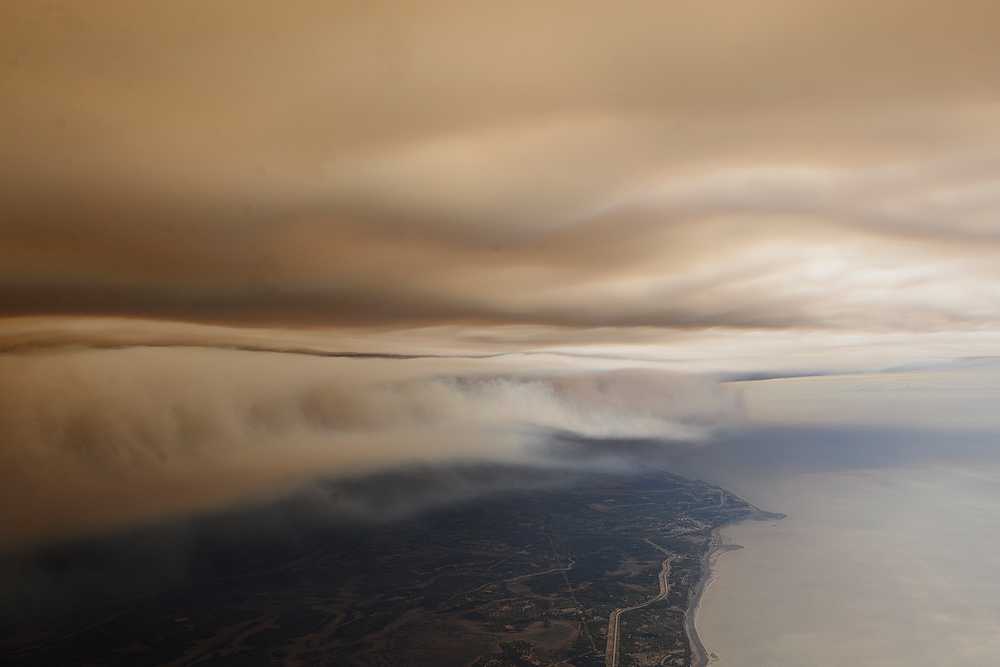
605 554 672 667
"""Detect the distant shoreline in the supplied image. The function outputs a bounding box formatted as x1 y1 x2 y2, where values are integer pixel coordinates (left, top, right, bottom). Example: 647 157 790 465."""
686 506 785 667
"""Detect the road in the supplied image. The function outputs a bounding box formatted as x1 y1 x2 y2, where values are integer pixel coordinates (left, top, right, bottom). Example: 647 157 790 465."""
604 553 672 667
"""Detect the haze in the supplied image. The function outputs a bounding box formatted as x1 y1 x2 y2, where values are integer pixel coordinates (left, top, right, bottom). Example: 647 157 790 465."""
2 3 1000 664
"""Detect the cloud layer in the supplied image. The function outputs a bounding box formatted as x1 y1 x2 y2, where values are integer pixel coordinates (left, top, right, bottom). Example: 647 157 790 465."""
3 2 1000 545
2 1 1000 332
0 348 741 549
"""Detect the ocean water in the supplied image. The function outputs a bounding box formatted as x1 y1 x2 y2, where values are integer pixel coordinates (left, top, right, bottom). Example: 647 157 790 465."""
685 369 1000 666
696 464 1000 666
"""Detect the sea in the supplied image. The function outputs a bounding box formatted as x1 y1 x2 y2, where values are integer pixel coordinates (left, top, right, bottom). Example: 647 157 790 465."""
681 368 1000 666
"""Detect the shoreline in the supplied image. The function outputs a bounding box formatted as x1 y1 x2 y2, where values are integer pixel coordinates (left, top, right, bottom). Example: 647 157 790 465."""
686 508 784 667
685 527 727 667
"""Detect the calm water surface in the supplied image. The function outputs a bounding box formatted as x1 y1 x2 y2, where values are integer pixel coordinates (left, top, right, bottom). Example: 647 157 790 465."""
689 370 1000 665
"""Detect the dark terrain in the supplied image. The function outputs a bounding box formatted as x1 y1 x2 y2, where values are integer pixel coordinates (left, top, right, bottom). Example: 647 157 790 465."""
2 466 775 666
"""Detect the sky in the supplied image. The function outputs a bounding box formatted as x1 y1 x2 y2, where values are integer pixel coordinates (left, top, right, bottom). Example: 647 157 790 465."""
2 1 1000 549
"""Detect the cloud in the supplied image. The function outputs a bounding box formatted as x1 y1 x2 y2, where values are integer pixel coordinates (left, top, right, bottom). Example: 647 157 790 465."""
3 1 1000 333
2 0 1000 549
0 347 741 549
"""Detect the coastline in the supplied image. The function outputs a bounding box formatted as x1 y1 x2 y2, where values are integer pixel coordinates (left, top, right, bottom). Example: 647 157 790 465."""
686 527 728 667
686 508 784 667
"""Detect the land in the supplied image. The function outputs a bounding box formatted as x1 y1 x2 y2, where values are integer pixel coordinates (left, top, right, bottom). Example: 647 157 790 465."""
2 467 780 666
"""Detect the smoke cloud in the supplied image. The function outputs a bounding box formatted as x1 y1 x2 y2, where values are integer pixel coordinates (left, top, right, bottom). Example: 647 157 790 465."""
0 347 741 549
2 1 1000 549
2 2 1000 332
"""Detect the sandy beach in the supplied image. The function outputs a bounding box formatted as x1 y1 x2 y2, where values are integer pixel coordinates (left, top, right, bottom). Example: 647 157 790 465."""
686 499 785 667
686 528 743 667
